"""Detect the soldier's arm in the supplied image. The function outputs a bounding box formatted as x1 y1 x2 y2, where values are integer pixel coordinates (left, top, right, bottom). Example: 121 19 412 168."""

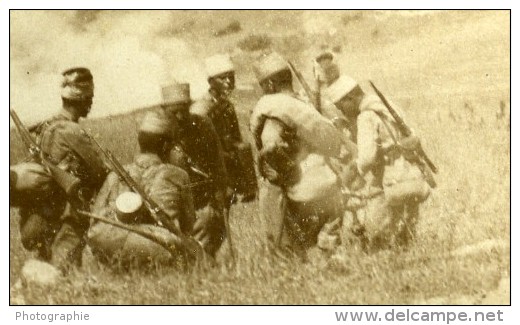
226 103 244 147
356 111 380 175
91 172 118 217
178 173 197 234
257 118 291 185
252 96 342 156
158 167 195 234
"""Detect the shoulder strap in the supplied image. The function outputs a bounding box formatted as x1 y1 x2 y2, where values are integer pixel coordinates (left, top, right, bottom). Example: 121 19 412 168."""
366 109 400 145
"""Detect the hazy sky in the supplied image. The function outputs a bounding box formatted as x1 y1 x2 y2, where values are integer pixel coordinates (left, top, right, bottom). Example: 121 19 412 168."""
10 10 210 123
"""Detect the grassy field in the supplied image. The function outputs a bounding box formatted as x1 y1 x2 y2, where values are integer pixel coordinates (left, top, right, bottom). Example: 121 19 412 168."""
9 10 510 305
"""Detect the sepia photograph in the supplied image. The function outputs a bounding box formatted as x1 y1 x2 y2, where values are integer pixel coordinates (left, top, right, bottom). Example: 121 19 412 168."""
8 9 510 307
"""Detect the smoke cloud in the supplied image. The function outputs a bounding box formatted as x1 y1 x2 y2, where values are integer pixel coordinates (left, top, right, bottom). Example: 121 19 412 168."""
10 10 208 124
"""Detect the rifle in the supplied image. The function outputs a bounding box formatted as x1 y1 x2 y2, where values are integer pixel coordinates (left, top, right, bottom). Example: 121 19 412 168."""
288 61 321 113
173 145 211 180
369 81 438 175
10 109 83 200
313 60 322 113
82 131 204 260
77 210 183 257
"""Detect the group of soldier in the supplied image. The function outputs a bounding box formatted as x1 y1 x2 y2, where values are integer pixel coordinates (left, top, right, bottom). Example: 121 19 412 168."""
9 50 434 279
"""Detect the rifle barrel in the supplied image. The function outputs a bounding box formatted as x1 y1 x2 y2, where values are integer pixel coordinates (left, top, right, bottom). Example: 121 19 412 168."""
77 210 181 256
287 61 321 113
10 110 40 156
369 81 438 174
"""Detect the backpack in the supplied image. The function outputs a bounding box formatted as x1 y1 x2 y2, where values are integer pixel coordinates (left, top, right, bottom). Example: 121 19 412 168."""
10 118 75 207
9 161 57 206
374 112 431 206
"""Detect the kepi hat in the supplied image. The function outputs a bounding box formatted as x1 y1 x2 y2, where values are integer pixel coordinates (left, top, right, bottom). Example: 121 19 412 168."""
161 83 191 106
61 67 94 100
205 54 234 78
325 75 359 104
315 51 334 63
253 52 290 83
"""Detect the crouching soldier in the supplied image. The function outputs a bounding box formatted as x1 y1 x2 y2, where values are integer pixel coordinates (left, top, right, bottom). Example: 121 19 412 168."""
325 76 433 250
10 67 107 274
88 111 198 268
160 83 229 259
191 54 258 203
250 52 346 259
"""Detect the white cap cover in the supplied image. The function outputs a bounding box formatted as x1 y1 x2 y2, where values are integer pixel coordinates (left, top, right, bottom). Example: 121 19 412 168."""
325 75 359 104
205 54 234 78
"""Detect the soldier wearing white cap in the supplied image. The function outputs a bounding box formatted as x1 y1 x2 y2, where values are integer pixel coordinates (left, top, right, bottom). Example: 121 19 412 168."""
326 76 427 250
160 83 228 258
250 52 346 258
311 52 357 141
13 67 108 273
88 111 197 267
191 54 258 203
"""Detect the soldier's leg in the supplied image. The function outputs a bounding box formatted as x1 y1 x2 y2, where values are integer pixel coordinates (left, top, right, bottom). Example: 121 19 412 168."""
283 194 343 259
50 207 89 273
225 155 241 206
315 192 344 253
235 143 258 202
281 211 308 260
258 180 286 247
395 202 420 248
193 204 226 258
369 201 403 251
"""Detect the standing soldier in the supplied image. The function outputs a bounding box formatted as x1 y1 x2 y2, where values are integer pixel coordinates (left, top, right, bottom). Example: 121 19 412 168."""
161 83 228 258
325 76 432 250
11 67 107 273
88 111 198 267
313 51 354 138
250 52 345 258
191 54 258 203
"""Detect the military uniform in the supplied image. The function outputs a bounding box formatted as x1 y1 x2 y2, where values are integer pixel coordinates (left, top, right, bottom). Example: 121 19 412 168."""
251 52 345 257
191 92 257 202
191 54 257 202
357 95 423 248
168 114 227 210
326 75 428 250
19 108 107 271
161 83 229 258
89 152 196 266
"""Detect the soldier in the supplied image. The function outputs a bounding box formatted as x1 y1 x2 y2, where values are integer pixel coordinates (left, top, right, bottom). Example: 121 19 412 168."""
14 67 107 273
88 111 197 267
191 54 258 203
326 75 430 250
161 83 228 258
250 52 346 258
314 51 340 88
312 51 356 140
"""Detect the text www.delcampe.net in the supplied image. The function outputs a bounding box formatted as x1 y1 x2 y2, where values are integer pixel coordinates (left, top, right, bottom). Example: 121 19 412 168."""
335 309 504 323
